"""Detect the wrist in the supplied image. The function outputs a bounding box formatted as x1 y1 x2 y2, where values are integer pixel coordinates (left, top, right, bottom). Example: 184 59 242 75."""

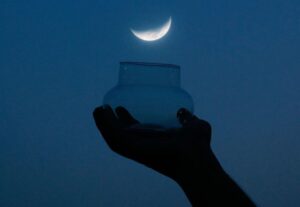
174 148 224 186
173 149 226 206
174 149 256 206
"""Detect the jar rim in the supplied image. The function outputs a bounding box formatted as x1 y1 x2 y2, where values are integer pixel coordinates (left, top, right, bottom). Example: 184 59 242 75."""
120 61 180 69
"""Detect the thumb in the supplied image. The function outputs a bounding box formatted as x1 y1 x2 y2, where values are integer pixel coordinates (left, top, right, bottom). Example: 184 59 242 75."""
177 108 195 126
177 108 212 142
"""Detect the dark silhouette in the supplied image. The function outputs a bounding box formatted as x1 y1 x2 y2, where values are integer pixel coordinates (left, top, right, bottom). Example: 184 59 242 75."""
93 105 256 206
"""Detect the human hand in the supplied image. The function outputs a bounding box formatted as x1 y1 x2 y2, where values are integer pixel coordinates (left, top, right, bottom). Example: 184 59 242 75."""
93 105 221 182
93 105 256 206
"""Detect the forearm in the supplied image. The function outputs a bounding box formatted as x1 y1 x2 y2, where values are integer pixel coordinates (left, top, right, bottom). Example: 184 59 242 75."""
176 152 256 206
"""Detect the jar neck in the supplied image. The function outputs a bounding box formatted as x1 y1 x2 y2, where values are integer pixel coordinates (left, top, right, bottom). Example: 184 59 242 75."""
118 62 181 87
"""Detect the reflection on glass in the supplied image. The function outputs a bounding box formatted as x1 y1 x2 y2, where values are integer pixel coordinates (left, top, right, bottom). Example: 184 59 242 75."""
104 62 194 128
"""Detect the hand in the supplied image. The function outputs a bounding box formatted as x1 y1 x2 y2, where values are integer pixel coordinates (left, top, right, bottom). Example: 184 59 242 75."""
93 105 256 206
93 105 221 182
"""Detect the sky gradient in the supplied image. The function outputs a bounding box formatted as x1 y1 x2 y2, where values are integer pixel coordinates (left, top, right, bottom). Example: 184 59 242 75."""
1 0 299 206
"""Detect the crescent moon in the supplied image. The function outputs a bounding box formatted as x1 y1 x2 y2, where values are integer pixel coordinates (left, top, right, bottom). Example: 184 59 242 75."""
131 17 172 41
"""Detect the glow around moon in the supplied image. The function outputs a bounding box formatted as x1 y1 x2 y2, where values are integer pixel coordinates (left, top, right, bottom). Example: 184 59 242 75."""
131 17 172 41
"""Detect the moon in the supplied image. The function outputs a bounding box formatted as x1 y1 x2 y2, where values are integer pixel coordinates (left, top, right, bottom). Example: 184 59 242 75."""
131 17 172 41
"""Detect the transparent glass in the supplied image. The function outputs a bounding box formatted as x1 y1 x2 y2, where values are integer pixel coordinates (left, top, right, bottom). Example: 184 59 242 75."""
103 62 194 128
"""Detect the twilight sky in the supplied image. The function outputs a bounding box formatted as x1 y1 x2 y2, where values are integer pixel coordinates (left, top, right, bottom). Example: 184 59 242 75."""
0 0 299 206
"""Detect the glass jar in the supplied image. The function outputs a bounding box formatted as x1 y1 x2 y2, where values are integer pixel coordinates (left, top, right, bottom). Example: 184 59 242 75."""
103 62 193 128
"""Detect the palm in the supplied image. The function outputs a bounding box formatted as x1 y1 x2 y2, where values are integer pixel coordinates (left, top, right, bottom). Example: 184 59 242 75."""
93 105 212 181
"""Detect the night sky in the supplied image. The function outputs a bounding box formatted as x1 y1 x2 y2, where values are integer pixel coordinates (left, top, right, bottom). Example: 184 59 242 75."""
1 0 299 206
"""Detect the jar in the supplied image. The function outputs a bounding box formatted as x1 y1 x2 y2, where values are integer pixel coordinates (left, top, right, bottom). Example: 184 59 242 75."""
103 62 193 128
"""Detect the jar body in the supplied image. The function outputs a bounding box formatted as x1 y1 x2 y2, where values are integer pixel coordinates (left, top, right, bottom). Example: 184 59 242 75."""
103 62 193 128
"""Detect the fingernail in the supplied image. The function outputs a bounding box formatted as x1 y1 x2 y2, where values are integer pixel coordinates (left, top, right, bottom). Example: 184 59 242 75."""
177 108 190 117
177 108 193 124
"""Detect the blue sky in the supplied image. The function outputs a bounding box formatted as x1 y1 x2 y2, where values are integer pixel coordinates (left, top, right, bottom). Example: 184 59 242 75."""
0 0 299 206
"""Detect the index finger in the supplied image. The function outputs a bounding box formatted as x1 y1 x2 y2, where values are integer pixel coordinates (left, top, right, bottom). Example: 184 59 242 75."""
93 105 121 141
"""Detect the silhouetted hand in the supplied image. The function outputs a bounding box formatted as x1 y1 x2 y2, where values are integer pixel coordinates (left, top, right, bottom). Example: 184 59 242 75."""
93 105 256 206
93 105 219 182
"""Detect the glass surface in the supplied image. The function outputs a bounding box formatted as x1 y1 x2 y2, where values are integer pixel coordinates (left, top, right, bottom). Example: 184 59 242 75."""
103 62 194 128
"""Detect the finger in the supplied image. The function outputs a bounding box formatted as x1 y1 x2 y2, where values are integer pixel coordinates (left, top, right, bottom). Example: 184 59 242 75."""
177 108 210 128
177 108 195 126
93 105 120 139
177 108 211 141
115 106 140 126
